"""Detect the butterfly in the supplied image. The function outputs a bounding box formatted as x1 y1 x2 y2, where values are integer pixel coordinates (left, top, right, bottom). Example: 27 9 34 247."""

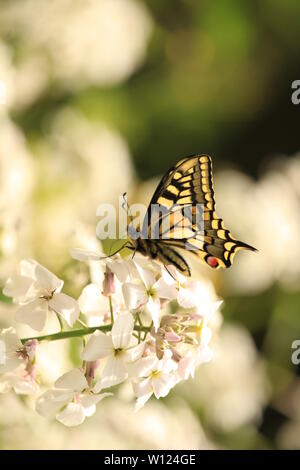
126 154 256 276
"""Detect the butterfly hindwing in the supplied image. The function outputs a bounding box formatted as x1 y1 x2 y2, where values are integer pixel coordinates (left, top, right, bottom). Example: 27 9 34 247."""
155 243 191 276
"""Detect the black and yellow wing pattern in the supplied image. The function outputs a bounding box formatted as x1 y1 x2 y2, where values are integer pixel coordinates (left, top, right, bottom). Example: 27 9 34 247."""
139 154 256 273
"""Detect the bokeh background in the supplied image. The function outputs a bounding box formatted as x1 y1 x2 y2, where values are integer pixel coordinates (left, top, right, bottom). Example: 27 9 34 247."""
1 0 300 450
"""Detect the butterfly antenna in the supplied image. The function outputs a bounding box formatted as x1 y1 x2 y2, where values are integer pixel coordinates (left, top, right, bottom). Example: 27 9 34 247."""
121 192 128 212
122 192 136 239
122 192 133 218
123 192 138 222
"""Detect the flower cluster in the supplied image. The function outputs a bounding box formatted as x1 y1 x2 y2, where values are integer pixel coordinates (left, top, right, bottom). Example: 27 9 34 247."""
0 249 222 426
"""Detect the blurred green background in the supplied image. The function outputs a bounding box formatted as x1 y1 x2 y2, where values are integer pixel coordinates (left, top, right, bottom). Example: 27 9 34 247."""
1 0 300 450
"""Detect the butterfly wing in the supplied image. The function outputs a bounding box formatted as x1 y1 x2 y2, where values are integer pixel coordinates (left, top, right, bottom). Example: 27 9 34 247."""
143 154 256 269
152 242 191 276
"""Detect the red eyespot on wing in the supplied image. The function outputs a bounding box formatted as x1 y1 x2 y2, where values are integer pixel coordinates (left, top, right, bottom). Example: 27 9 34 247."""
207 256 219 268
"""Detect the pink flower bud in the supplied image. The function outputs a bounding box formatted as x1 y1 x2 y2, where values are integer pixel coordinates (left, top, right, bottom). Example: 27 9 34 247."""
102 267 115 297
25 339 38 361
85 360 99 386
165 331 181 343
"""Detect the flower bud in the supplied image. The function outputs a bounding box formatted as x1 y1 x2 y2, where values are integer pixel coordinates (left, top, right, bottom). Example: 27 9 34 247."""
151 313 193 360
85 360 99 387
164 331 181 343
102 267 115 297
25 339 38 361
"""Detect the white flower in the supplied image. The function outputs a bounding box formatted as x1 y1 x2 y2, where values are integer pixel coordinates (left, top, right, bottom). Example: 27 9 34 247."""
3 259 79 331
36 368 112 427
178 343 212 381
163 265 222 315
0 327 39 394
192 282 223 324
178 324 269 432
0 363 39 395
82 313 144 391
0 327 23 373
122 263 177 330
71 247 136 283
176 317 215 381
75 250 127 325
132 352 178 410
71 246 163 283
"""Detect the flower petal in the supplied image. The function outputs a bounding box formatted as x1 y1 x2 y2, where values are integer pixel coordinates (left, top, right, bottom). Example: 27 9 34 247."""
70 248 103 261
0 363 39 395
132 377 152 398
124 341 146 363
34 262 63 292
56 402 86 427
0 327 22 353
177 355 196 380
146 297 160 332
161 265 177 282
135 392 153 412
78 283 107 316
112 313 134 349
134 263 156 290
80 392 112 413
122 283 147 310
19 259 38 278
131 355 158 378
0 328 23 373
0 355 21 374
106 257 133 283
7 373 39 395
3 275 34 301
196 345 212 365
177 284 198 308
152 373 175 399
49 292 79 327
193 281 222 320
36 389 73 418
55 368 88 392
15 298 48 331
154 277 178 300
93 356 128 392
200 325 212 347
81 331 113 361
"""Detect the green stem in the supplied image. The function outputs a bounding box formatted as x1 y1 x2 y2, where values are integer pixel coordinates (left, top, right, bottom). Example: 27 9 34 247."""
56 313 64 332
77 318 88 328
109 296 114 324
21 324 150 345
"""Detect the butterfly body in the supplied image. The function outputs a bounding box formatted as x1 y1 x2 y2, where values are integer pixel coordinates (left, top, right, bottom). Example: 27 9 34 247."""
128 154 256 276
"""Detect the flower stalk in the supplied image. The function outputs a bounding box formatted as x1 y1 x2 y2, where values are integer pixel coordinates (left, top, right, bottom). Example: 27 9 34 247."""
20 323 150 345
55 312 65 332
108 296 114 324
